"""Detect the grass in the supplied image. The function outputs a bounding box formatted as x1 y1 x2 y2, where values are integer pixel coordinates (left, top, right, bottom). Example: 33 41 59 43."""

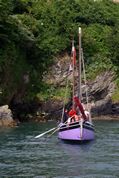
36 86 71 102
111 89 119 103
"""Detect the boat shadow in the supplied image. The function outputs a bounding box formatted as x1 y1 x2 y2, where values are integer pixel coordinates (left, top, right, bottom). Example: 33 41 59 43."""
57 138 95 154
60 139 95 145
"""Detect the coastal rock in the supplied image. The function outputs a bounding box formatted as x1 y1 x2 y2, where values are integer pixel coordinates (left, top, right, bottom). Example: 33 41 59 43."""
42 53 117 117
88 71 116 116
8 53 119 121
0 105 16 126
89 71 115 101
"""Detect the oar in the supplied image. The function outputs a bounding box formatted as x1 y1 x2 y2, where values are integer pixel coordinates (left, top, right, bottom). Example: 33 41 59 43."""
35 127 56 138
48 116 74 138
35 116 74 139
48 126 60 137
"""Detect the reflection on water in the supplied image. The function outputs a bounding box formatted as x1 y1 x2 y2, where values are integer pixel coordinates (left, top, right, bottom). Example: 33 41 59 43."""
0 120 119 177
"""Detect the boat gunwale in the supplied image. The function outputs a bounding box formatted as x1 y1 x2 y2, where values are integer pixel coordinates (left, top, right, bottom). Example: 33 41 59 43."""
59 121 94 132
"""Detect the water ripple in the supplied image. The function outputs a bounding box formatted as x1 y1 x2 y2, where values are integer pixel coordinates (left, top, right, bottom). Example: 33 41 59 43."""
0 120 119 177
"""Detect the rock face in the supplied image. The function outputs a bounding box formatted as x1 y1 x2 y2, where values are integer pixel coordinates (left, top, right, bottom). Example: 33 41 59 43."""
43 52 71 86
8 53 119 121
87 71 116 116
42 53 118 118
0 105 16 126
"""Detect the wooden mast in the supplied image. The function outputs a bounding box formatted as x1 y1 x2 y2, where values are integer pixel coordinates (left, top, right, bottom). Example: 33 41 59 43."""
72 40 75 109
78 27 82 100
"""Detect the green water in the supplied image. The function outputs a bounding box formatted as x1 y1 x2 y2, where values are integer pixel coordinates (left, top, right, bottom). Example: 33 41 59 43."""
0 120 119 178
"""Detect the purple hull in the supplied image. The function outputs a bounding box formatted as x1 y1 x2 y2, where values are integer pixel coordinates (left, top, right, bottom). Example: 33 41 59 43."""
58 121 94 141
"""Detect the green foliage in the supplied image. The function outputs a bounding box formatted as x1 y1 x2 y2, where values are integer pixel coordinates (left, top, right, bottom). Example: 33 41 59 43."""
1 0 119 103
36 84 71 102
111 90 119 103
82 23 113 79
109 77 119 103
0 0 14 18
107 26 119 74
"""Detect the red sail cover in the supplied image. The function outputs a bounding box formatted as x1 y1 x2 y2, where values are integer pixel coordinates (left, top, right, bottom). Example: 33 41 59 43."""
73 96 87 120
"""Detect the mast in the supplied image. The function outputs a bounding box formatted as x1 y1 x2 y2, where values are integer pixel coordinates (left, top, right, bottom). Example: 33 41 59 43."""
78 27 82 100
72 40 75 109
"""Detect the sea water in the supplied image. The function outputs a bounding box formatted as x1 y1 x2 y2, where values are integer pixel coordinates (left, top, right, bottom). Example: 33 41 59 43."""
0 120 119 178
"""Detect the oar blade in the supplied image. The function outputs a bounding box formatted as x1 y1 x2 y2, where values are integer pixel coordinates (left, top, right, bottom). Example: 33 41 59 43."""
35 133 44 138
35 127 56 138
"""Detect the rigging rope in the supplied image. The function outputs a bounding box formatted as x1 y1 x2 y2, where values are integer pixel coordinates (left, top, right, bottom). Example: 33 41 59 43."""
81 49 92 122
61 72 69 122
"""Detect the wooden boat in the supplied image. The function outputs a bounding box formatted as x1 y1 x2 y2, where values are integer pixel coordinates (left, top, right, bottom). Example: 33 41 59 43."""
58 27 95 142
58 121 94 142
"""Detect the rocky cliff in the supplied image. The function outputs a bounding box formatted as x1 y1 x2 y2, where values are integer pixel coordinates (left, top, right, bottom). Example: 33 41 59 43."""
40 53 119 120
6 53 119 123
